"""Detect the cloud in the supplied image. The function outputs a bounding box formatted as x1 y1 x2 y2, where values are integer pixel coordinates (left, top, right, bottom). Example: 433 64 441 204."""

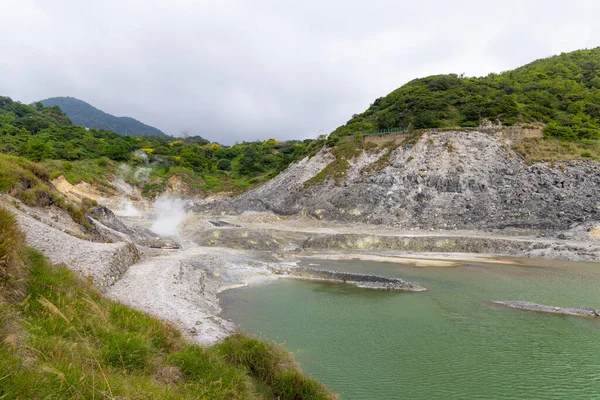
1 0 599 143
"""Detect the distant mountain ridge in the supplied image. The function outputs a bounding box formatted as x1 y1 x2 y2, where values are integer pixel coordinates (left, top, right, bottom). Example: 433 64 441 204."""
38 96 165 137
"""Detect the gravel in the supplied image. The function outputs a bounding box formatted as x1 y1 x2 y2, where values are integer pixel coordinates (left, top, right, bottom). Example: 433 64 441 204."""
10 203 139 291
107 247 273 345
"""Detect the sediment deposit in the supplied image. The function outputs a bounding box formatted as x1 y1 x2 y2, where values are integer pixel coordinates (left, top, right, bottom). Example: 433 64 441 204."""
494 301 600 317
270 265 426 291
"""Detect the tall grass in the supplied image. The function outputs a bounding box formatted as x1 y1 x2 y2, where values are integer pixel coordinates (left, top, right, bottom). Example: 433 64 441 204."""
218 334 336 400
0 208 27 304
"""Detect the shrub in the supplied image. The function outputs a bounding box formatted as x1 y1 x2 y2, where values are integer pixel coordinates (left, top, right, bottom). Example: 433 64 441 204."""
216 158 231 171
544 122 577 140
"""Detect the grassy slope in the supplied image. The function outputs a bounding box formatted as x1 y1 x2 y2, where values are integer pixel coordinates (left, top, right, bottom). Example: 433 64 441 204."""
0 154 99 228
0 206 334 399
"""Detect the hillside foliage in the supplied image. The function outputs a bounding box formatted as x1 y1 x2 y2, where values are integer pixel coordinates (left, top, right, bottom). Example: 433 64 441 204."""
39 97 165 137
0 97 323 196
331 48 600 142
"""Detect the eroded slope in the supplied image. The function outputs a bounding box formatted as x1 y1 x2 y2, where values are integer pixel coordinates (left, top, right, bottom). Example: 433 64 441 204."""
225 131 600 231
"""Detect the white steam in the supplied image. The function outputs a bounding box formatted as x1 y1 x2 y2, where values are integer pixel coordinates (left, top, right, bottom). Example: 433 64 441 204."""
113 177 135 195
151 195 187 237
134 167 152 181
119 197 141 217
133 150 149 163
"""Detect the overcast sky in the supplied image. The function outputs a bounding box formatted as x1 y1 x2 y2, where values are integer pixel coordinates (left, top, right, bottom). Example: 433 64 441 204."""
1 0 599 143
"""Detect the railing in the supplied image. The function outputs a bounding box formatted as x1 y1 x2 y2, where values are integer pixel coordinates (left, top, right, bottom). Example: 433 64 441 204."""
353 126 485 137
355 128 409 136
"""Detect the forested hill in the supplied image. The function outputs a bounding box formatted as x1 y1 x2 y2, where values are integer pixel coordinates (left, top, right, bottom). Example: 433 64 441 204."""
0 95 322 197
331 47 600 141
39 97 165 137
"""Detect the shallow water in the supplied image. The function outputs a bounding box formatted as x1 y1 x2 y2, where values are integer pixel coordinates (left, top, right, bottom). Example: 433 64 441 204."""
220 258 600 399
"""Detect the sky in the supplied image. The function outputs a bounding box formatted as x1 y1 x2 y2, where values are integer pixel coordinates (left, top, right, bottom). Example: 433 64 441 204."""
1 0 599 144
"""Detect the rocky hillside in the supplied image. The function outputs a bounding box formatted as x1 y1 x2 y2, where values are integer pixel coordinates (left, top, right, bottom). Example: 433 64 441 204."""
223 48 600 231
224 131 600 231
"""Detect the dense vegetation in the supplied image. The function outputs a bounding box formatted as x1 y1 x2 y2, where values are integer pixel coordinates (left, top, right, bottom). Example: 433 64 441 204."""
0 207 334 399
39 96 165 137
331 48 600 142
0 96 323 197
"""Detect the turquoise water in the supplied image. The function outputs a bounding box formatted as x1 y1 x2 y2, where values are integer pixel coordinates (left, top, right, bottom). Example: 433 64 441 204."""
220 258 600 399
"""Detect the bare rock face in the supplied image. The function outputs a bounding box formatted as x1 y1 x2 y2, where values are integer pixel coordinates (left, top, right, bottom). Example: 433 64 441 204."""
224 131 600 231
90 206 160 243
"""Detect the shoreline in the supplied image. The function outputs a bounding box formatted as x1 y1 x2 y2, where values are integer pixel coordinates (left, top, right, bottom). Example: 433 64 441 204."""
9 196 599 345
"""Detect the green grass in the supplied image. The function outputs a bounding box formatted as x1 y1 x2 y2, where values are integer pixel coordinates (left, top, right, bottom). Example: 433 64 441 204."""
0 209 27 305
0 207 335 399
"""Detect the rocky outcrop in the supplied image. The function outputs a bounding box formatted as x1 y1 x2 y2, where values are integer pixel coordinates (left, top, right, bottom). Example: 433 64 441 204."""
6 200 140 292
270 265 425 291
90 206 157 242
223 131 600 232
494 301 600 317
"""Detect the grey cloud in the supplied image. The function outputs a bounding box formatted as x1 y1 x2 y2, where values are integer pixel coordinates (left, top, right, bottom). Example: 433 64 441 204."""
1 0 599 144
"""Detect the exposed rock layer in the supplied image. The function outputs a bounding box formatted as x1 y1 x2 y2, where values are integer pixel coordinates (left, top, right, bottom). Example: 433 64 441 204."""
223 131 600 231
191 227 600 261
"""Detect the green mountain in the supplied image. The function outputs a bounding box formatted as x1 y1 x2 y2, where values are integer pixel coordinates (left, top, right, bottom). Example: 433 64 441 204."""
38 96 165 137
331 47 600 141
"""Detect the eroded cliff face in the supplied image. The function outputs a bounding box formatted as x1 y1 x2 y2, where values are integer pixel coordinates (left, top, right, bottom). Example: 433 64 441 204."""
225 131 600 231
